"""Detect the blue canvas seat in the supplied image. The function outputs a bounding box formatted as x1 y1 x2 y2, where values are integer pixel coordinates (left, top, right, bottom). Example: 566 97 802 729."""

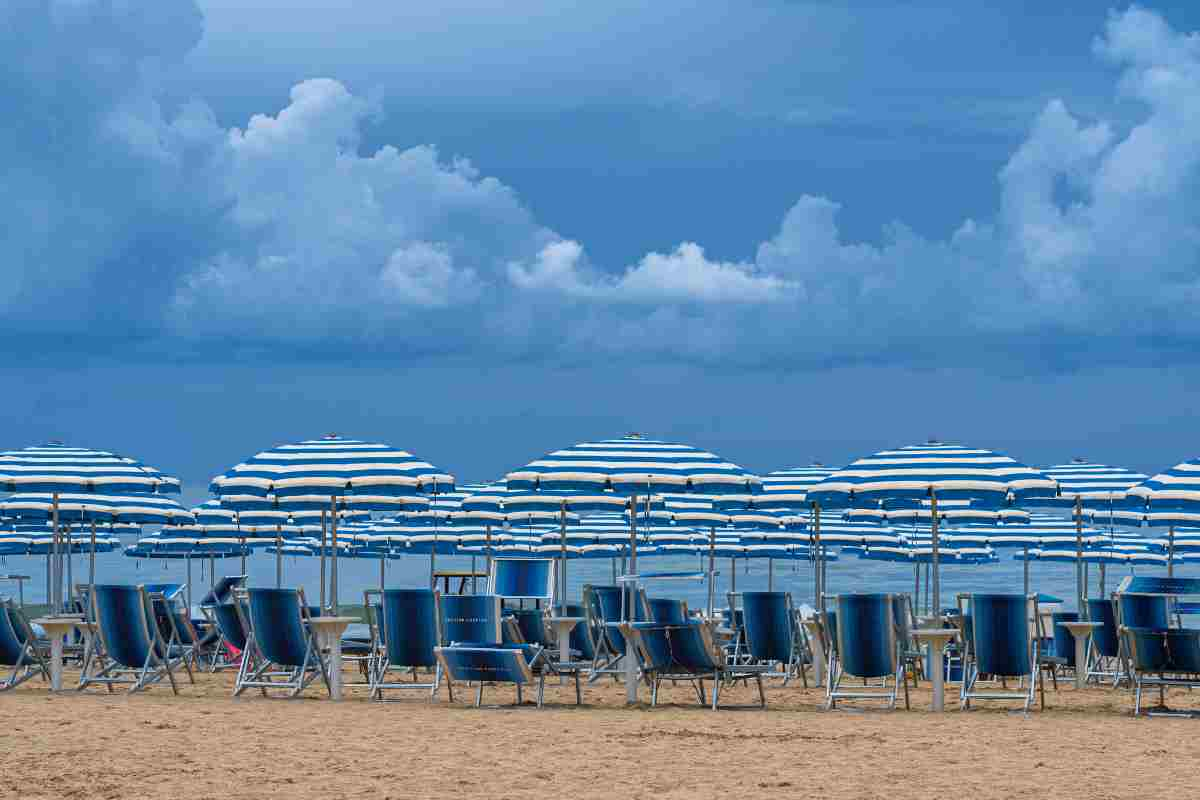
233 588 329 698
79 584 187 694
741 591 807 687
621 620 768 710
1051 611 1080 669
0 599 48 690
434 646 542 708
367 589 445 702
584 584 648 681
565 603 597 662
1117 591 1200 715
961 593 1042 712
648 598 690 625
826 593 909 711
1085 598 1122 685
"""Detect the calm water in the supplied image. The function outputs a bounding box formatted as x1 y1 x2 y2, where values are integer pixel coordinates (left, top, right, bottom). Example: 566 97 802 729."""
9 545 1197 613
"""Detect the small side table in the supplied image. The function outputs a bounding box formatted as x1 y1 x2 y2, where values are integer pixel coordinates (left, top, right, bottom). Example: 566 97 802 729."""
307 616 357 700
1058 620 1102 689
800 618 826 688
912 629 959 712
546 616 583 664
32 616 86 692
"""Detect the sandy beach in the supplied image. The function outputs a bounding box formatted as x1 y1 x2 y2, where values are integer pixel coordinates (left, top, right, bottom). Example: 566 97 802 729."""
4 666 1199 800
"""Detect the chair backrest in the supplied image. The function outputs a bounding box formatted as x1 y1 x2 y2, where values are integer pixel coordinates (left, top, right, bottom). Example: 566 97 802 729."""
507 608 548 646
379 589 441 669
92 584 156 669
435 646 534 685
246 588 312 667
199 575 247 607
969 593 1032 677
0 601 26 666
141 583 184 600
741 591 793 663
834 593 897 679
440 594 502 646
648 597 689 625
1116 593 1170 630
666 623 723 672
891 593 915 643
488 558 554 604
821 608 839 656
564 603 596 660
1050 611 1079 664
212 602 248 650
1086 598 1120 657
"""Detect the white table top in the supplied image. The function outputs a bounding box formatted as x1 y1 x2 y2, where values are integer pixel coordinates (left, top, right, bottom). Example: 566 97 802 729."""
307 616 357 627
1057 620 1103 629
547 616 585 624
32 617 87 628
912 628 959 641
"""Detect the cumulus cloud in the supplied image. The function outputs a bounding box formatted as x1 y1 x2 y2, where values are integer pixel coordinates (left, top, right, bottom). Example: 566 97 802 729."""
5 2 1200 369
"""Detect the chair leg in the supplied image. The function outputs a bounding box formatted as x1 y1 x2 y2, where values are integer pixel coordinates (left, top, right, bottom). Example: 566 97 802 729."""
711 670 720 711
537 676 545 709
574 670 582 705
516 683 523 706
756 673 766 709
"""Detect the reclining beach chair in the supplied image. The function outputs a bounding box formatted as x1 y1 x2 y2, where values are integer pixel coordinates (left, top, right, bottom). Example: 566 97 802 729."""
1121 625 1200 715
79 584 188 694
826 593 909 711
1115 592 1171 683
208 600 249 673
621 620 769 710
741 591 807 687
891 593 924 687
233 587 329 698
961 593 1043 712
584 584 648 680
1085 597 1123 685
438 593 556 707
367 588 445 701
648 597 690 625
0 599 48 690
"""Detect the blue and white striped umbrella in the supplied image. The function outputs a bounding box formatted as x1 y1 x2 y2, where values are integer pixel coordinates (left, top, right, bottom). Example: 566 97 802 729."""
749 464 840 510
0 443 181 495
1032 460 1148 507
505 434 761 496
808 441 1056 506
1126 457 1200 509
1 492 194 525
210 435 453 502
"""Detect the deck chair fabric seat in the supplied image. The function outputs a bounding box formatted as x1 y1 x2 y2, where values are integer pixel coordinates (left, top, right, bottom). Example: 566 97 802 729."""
1051 611 1079 668
648 598 689 625
742 591 807 687
80 585 187 694
233 588 329 698
0 600 48 690
435 645 544 708
368 589 444 701
623 621 767 710
826 594 908 711
962 593 1043 712
1087 599 1120 658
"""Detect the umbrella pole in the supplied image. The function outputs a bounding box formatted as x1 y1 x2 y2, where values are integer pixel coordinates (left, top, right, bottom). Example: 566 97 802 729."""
559 501 568 616
51 493 60 614
1023 546 1030 597
320 510 327 610
65 526 73 608
275 524 282 588
1168 525 1176 578
186 554 192 611
625 493 639 705
379 556 385 592
1099 563 1106 597
89 520 97 593
707 527 716 617
1075 497 1084 611
768 557 774 592
485 525 493 582
914 562 920 613
730 557 736 593
929 491 940 615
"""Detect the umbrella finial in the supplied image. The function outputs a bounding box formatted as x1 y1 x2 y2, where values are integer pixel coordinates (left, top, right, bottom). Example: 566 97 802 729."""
323 433 339 440
626 432 644 440
1072 457 1088 464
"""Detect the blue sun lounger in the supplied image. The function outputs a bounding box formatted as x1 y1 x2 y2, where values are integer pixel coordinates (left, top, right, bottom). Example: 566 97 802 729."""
366 588 445 701
0 599 48 690
741 591 807 687
434 645 542 707
437 593 551 707
233 587 329 698
621 620 768 710
826 593 909 711
79 584 190 694
1115 576 1200 716
961 593 1043 712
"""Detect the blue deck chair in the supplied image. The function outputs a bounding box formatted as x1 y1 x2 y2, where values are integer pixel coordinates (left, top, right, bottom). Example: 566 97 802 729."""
0 599 48 690
209 601 249 673
233 587 329 698
890 593 924 688
826 593 908 711
507 607 551 647
489 557 555 606
434 645 543 707
1115 593 1170 686
741 591 807 687
367 589 445 702
621 621 768 710
565 603 597 663
961 593 1042 712
1051 611 1079 670
648 598 690 625
584 584 648 681
1085 597 1122 685
1122 626 1200 715
199 575 247 607
79 585 186 694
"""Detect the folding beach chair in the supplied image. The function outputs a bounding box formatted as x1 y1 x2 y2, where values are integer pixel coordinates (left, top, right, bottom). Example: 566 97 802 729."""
79 584 189 694
584 584 648 681
648 597 690 625
434 645 543 708
565 602 598 663
489 557 555 609
367 588 445 701
1115 592 1171 683
741 591 807 687
0 599 48 690
825 593 909 711
891 593 924 687
960 593 1043 712
208 600 249 673
1121 626 1200 716
621 621 769 710
233 587 329 698
1085 597 1123 685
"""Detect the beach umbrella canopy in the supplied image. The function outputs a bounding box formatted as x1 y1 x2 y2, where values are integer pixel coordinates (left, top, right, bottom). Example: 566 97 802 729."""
210 435 454 604
1 492 194 525
0 443 183 610
809 441 1055 612
744 464 840 510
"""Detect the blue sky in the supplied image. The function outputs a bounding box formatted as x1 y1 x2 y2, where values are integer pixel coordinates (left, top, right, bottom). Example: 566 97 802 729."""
4 1 1200 492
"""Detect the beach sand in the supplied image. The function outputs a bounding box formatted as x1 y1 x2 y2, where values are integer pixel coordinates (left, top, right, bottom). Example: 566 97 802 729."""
4 665 1200 800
